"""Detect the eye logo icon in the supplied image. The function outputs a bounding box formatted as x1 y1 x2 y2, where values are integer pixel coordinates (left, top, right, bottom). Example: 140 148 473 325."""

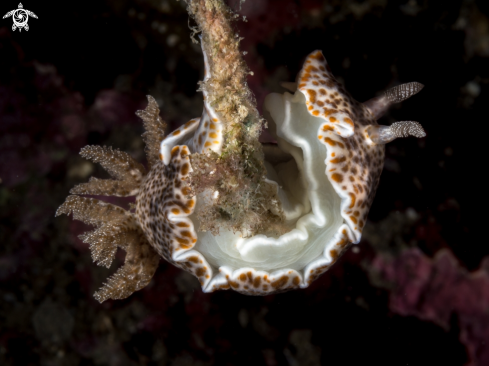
3 3 38 32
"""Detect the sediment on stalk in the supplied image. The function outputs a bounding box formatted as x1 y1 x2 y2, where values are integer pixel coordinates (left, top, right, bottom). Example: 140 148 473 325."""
182 0 285 235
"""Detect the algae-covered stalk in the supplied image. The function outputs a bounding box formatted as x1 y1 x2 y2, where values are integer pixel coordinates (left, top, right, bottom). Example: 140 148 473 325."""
182 0 285 235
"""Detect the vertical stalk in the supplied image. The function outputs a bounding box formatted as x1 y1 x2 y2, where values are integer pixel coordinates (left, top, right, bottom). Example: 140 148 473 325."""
181 0 284 235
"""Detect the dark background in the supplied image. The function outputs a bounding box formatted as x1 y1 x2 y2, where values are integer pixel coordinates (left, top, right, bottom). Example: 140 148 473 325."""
1 0 488 365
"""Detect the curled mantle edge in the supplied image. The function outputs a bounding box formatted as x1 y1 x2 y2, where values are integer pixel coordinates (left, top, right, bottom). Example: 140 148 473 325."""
136 49 424 295
56 1 425 301
57 49 425 300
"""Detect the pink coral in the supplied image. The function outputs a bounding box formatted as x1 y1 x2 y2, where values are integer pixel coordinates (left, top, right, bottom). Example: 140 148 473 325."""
372 248 489 366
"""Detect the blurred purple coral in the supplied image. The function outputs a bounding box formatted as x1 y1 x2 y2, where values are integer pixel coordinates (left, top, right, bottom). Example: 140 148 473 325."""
89 90 142 130
372 248 489 366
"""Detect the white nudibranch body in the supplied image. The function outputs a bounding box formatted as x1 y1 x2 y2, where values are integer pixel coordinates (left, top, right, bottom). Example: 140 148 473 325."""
134 49 426 294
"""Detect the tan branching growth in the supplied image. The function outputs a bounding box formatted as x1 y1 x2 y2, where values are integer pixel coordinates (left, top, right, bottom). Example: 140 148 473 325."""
56 195 159 302
80 146 146 181
57 195 134 267
70 146 146 197
136 96 167 168
92 233 159 303
183 0 284 235
57 96 166 303
57 195 127 227
70 176 138 197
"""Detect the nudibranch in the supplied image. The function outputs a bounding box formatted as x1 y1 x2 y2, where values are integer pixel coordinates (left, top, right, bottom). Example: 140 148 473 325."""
57 46 425 301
